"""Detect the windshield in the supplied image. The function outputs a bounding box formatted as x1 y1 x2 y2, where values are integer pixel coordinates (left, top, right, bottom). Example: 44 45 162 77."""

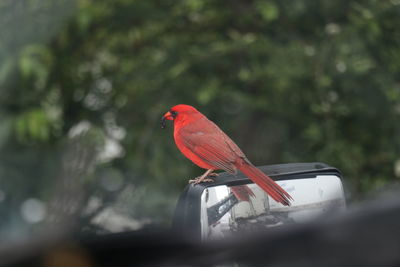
0 0 399 245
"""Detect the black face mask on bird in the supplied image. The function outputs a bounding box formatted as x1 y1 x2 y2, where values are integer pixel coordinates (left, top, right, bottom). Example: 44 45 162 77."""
161 110 177 129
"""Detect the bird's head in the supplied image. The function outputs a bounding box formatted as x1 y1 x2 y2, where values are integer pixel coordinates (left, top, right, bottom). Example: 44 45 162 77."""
161 104 198 128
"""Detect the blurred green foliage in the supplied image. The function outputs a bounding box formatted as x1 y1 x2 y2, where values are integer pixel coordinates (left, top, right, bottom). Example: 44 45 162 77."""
0 0 400 237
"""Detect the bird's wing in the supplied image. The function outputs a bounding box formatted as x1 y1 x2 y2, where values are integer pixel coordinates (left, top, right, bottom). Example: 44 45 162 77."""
177 117 245 173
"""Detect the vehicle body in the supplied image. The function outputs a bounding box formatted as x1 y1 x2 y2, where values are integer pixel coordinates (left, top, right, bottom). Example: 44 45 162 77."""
5 162 400 267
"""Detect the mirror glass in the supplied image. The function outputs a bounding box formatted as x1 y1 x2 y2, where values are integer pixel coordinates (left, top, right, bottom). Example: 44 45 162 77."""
200 175 346 241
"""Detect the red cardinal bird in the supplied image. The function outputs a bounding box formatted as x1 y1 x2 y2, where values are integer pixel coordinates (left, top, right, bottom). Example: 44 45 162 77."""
161 104 292 206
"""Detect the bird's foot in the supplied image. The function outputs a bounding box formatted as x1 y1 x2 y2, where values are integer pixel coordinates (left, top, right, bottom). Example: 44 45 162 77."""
188 177 215 184
188 169 218 184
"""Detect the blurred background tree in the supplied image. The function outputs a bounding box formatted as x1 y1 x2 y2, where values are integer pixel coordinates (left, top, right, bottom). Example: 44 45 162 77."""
0 0 399 239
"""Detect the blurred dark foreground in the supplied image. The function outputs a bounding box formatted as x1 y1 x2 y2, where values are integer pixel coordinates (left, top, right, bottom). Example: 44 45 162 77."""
2 189 400 267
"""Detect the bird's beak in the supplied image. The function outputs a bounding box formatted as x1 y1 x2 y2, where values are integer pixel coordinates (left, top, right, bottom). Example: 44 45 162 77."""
161 111 174 129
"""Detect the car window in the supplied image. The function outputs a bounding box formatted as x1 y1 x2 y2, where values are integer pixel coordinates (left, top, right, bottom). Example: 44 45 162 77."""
0 0 399 245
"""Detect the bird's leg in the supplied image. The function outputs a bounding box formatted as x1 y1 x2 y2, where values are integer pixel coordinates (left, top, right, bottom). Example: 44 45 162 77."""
189 169 215 184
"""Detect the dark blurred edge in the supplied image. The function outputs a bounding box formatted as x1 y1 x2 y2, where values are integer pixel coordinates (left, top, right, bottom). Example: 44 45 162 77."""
3 171 400 266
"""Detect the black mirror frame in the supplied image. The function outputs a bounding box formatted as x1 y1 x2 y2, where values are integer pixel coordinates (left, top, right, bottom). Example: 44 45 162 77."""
172 162 343 241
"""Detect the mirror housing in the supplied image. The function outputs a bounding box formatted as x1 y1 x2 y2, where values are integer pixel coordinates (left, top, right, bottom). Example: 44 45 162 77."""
172 162 346 241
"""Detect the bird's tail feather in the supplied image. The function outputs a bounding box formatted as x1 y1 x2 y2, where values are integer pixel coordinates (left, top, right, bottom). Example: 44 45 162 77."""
231 185 255 202
237 162 292 206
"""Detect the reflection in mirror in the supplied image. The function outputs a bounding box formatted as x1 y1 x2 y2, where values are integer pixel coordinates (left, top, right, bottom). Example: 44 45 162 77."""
200 175 346 241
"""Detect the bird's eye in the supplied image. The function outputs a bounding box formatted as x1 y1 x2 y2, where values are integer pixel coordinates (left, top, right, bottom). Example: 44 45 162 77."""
170 111 177 117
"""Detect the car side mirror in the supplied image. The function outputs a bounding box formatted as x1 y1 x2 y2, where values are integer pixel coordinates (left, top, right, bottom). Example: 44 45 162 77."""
172 162 346 241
